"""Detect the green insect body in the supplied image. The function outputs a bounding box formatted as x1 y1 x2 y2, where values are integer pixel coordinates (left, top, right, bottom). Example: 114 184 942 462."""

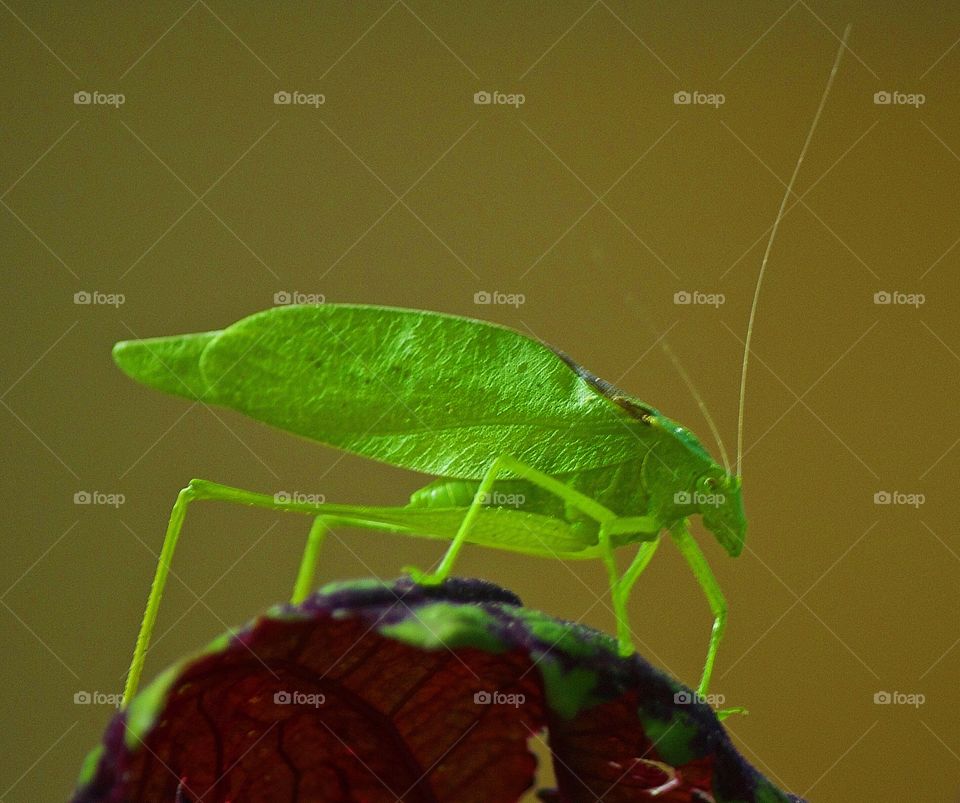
113 304 742 707
408 430 742 555
113 304 744 558
112 32 847 717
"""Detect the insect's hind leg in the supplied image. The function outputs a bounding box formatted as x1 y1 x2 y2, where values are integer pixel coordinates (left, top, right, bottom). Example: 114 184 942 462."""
291 516 329 604
122 479 338 707
123 483 194 708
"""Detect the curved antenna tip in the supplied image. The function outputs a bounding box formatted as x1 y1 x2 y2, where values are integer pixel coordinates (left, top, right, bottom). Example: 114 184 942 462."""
735 24 851 477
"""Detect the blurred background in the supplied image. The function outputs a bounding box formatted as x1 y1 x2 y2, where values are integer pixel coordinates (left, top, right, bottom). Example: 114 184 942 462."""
1 2 958 800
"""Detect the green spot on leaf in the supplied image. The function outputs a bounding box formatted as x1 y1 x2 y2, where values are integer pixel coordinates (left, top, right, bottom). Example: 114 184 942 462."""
379 602 506 653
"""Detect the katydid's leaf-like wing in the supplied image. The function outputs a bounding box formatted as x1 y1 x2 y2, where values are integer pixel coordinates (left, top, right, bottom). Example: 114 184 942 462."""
115 305 652 479
113 330 219 401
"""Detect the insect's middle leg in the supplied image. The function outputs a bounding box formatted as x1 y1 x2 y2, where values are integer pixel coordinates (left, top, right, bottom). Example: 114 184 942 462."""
406 454 621 586
406 456 664 658
610 536 661 657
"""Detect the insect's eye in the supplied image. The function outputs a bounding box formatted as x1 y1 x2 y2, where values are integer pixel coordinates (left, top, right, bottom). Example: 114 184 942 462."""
697 475 721 494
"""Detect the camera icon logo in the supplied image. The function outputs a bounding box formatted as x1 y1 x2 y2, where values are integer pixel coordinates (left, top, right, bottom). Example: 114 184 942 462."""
73 291 92 305
473 91 492 105
873 491 891 505
274 491 292 504
274 91 292 105
673 491 692 505
74 91 92 105
873 690 891 704
673 290 691 305
74 491 92 505
273 291 292 305
74 691 92 704
473 691 492 704
673 91 692 105
673 691 694 705
473 290 491 304
873 291 891 305
274 691 292 704
873 91 892 105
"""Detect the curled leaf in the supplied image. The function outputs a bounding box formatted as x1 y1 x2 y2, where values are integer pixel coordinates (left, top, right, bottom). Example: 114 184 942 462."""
73 578 803 803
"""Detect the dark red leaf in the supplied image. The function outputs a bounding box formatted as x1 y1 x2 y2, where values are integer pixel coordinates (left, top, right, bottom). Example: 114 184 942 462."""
73 578 803 803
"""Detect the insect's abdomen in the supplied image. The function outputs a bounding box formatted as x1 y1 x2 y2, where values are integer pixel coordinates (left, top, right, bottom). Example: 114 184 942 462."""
408 462 650 528
408 476 565 521
408 479 480 508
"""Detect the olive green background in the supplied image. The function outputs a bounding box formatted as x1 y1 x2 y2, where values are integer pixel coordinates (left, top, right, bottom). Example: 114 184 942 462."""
2 3 958 801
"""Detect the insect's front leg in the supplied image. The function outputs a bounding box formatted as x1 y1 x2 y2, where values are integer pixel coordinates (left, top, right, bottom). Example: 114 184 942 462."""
669 520 727 698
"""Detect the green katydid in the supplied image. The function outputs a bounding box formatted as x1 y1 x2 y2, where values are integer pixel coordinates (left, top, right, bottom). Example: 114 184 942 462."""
114 30 849 712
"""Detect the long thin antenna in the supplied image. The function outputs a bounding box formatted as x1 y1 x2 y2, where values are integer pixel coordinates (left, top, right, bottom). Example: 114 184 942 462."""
625 300 732 474
658 336 732 474
735 24 851 477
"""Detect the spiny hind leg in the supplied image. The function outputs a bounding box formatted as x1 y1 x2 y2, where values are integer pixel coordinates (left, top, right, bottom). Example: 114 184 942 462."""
291 516 329 604
123 479 399 707
124 482 195 707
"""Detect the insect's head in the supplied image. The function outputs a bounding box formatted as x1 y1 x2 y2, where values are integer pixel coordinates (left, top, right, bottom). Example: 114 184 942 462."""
695 468 746 558
640 412 744 557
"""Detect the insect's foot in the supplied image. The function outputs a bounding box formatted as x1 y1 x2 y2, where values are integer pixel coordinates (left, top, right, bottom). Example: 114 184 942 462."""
403 565 444 587
716 706 748 720
616 641 636 658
